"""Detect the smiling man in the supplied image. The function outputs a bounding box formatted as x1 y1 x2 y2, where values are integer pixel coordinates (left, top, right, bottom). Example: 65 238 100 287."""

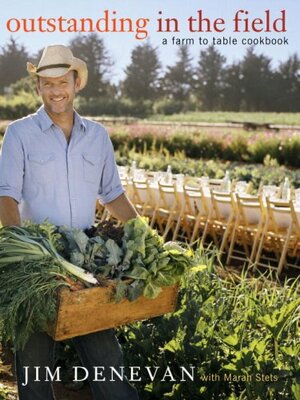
38 72 78 126
0 45 139 400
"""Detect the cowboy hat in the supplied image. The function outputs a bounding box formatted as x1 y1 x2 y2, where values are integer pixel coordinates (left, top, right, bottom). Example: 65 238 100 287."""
27 44 88 90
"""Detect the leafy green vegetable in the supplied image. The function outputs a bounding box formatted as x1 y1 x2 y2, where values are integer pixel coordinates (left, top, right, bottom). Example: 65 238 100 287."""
119 218 197 299
0 260 68 350
114 280 129 303
105 239 123 266
125 266 149 280
0 225 97 285
0 224 97 350
143 281 162 299
58 217 197 300
0 217 198 349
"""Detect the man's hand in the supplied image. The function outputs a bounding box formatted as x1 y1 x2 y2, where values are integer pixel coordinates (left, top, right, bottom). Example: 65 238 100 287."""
0 196 21 226
104 193 139 223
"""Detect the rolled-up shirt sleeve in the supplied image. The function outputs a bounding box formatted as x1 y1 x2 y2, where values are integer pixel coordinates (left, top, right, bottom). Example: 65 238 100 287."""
97 133 124 204
0 125 24 203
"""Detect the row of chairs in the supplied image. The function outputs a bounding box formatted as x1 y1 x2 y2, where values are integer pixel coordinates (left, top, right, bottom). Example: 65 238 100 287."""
96 176 300 276
187 189 300 276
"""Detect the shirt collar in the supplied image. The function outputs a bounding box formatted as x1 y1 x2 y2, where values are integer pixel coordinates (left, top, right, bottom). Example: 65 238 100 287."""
73 109 87 132
36 105 86 133
36 106 53 132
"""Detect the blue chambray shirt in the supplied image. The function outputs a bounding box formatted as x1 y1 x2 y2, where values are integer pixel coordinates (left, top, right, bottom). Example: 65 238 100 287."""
0 106 124 229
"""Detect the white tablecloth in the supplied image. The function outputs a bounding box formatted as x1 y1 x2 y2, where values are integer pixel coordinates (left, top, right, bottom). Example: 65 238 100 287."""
125 180 300 229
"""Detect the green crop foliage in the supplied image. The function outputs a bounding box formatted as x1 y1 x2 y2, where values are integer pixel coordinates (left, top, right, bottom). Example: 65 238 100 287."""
120 251 300 400
115 148 300 189
148 112 300 126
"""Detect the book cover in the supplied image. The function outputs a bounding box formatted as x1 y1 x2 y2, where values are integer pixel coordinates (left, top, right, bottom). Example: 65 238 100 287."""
0 1 299 399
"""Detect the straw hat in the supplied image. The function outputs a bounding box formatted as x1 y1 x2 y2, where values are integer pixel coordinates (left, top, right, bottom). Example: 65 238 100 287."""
27 45 88 90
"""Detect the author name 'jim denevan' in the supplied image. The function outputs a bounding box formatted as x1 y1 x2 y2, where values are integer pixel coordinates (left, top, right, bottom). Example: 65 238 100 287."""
21 366 279 386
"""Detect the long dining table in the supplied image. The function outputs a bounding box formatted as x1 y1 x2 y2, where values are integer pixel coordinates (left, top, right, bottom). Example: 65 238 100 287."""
114 167 300 273
123 177 300 230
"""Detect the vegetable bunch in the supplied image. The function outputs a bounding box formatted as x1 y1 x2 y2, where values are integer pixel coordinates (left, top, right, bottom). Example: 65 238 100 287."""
0 223 96 350
115 218 195 300
59 217 197 301
0 217 198 349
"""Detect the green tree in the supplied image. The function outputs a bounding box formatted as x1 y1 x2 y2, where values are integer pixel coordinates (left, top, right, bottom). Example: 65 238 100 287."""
121 42 161 102
240 47 274 111
222 63 243 111
162 46 194 103
0 37 29 94
69 34 113 98
273 54 300 112
195 45 226 111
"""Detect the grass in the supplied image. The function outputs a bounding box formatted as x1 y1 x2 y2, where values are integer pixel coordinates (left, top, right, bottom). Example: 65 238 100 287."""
148 112 300 126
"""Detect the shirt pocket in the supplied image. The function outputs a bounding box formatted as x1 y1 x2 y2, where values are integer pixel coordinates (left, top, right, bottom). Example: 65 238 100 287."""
28 153 56 184
82 153 100 184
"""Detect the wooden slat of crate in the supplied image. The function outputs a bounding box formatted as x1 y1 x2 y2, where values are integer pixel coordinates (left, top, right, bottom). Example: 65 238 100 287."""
48 283 178 341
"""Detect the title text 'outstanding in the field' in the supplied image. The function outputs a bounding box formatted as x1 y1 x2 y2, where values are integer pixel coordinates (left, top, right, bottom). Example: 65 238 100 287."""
5 9 286 40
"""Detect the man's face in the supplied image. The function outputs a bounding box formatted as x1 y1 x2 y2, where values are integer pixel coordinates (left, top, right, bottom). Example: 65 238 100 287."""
37 71 81 116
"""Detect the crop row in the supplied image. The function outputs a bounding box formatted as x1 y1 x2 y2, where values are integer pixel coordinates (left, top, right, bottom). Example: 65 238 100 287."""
121 258 300 399
109 125 300 168
147 111 300 126
1 118 299 167
116 147 300 189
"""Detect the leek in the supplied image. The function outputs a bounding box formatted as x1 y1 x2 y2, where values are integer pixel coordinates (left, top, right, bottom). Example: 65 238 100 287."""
0 226 97 285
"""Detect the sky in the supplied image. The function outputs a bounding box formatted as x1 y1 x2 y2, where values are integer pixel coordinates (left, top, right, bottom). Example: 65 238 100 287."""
1 0 299 83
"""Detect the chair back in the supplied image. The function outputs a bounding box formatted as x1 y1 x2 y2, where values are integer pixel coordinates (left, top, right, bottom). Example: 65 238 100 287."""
183 185 208 217
210 189 235 221
208 178 224 190
132 179 156 216
158 181 181 213
236 194 265 226
265 198 300 233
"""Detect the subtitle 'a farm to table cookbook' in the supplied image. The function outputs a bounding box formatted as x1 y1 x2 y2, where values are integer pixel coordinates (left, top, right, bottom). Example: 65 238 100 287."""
0 0 299 399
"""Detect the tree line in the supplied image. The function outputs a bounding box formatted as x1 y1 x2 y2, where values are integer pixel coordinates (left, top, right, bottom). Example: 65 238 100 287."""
0 35 299 114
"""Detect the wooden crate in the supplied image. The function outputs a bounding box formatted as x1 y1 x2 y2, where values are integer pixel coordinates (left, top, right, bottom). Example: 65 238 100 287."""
48 282 179 341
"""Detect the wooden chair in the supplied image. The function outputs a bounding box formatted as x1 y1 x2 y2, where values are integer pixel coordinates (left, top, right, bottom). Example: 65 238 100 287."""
208 178 224 190
97 177 130 224
203 189 236 254
175 184 210 244
254 198 300 275
226 194 265 267
154 181 182 240
131 179 156 219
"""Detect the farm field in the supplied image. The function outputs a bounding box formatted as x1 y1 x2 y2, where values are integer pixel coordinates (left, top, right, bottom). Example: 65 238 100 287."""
107 125 300 168
0 113 300 400
1 261 300 400
147 112 300 126
1 116 300 169
2 111 300 134
71 112 300 126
